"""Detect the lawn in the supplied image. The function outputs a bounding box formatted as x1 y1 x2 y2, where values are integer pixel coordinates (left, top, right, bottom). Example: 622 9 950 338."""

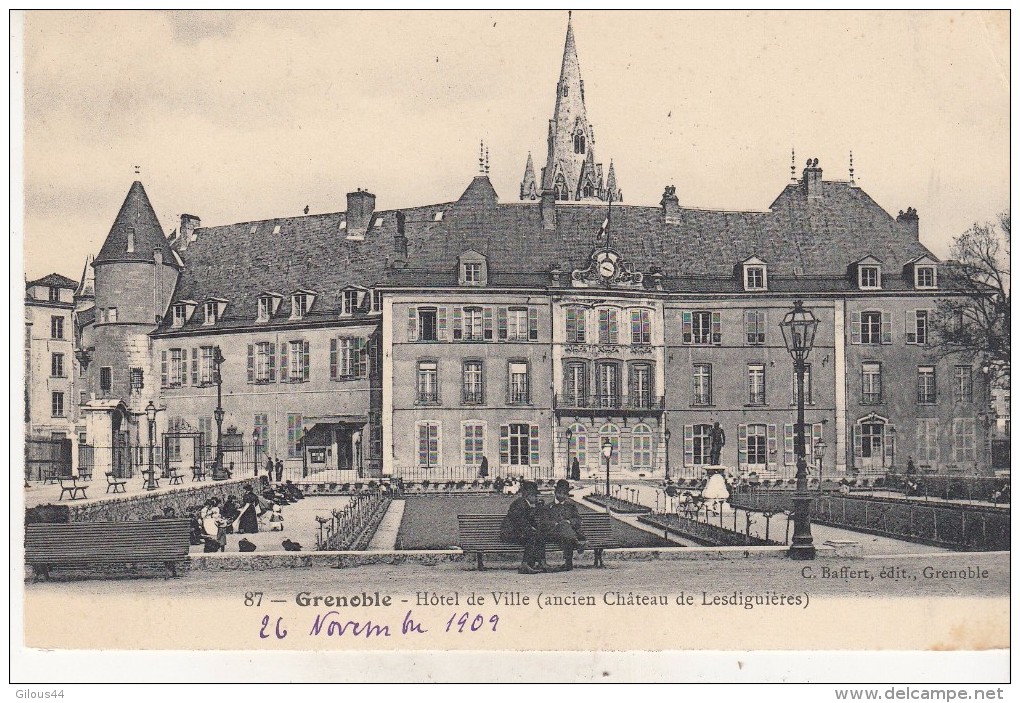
395 494 671 550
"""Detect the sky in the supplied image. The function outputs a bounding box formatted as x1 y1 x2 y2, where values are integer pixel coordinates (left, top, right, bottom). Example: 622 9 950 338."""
17 10 1010 282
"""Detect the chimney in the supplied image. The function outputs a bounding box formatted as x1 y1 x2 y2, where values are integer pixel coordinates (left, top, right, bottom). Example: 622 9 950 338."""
660 185 680 224
177 214 200 251
393 211 408 265
897 207 919 239
803 159 823 199
541 189 557 231
346 189 377 235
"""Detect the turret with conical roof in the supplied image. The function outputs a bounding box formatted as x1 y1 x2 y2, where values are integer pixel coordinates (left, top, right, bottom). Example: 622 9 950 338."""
520 152 539 200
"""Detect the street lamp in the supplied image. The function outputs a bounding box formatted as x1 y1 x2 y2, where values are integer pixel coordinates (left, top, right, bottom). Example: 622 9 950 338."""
780 299 818 560
565 426 573 479
602 439 613 502
212 346 226 479
664 427 672 481
252 428 260 476
144 400 158 491
814 438 827 495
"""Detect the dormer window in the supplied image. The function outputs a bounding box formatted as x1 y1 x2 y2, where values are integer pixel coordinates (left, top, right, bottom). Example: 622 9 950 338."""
257 293 282 323
859 265 881 289
373 217 384 228
272 225 281 235
48 287 60 302
341 290 360 316
172 303 188 328
463 263 482 283
203 301 223 325
915 265 937 289
371 290 383 314
458 250 488 286
433 211 445 222
291 293 309 319
745 266 766 291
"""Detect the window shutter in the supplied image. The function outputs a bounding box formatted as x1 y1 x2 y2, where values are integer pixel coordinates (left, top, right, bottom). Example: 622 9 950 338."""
497 307 508 341
850 311 861 344
483 307 494 340
630 310 640 344
784 424 795 465
852 425 862 468
356 338 367 378
766 424 778 469
280 343 289 383
303 341 311 381
529 424 540 466
528 307 538 341
268 343 276 381
608 309 618 343
744 310 754 345
407 308 418 341
452 307 462 340
884 424 895 465
881 312 892 344
246 345 254 384
191 348 198 386
577 309 586 342
757 311 766 344
737 424 748 467
683 424 694 466
330 338 338 380
711 311 722 345
499 425 509 465
681 311 692 344
437 307 447 341
905 311 916 344
161 350 168 388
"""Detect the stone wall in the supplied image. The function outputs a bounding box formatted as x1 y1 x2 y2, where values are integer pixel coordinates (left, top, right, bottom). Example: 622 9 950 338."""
51 478 255 523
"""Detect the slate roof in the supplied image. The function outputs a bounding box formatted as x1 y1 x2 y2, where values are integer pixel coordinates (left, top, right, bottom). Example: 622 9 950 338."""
95 181 177 267
156 173 936 333
27 273 77 289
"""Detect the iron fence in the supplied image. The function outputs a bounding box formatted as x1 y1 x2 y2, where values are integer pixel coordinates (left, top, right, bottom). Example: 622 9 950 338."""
314 490 391 551
391 464 556 483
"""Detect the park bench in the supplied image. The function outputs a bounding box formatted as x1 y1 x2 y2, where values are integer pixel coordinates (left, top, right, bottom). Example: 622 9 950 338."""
191 465 206 482
58 477 88 501
42 470 62 484
457 512 618 570
25 519 192 580
168 469 185 486
78 466 93 482
105 472 127 494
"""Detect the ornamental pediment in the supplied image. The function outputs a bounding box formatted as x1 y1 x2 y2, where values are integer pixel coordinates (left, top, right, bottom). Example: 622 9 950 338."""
571 247 644 289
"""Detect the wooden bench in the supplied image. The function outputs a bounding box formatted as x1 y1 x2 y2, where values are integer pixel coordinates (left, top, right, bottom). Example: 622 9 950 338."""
26 519 192 580
457 512 619 570
191 465 206 482
105 472 127 494
168 469 185 486
42 470 63 484
140 469 159 489
58 477 88 501
78 467 93 482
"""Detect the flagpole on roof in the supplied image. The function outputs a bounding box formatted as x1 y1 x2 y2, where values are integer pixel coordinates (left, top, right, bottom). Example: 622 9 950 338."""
605 191 613 251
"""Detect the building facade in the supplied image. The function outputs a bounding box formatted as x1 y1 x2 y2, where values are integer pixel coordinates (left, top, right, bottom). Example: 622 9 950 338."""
25 274 79 440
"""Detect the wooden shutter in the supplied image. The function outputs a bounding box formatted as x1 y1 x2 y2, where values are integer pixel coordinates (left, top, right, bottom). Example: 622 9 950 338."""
683 424 694 466
711 311 722 345
738 424 748 467
850 311 862 344
407 308 418 341
356 338 367 378
852 425 862 469
576 308 586 342
452 307 462 340
330 338 338 380
905 310 917 344
180 350 188 387
529 425 540 466
497 307 508 341
483 306 494 340
881 312 892 344
499 424 509 465
528 307 538 341
161 350 168 388
884 424 895 465
268 343 276 381
303 341 311 381
784 423 795 465
191 348 198 386
608 309 618 343
681 311 692 344
246 345 254 384
280 343 289 383
766 424 778 469
437 307 447 341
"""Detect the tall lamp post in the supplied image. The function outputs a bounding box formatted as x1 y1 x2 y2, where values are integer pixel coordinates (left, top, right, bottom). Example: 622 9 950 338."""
602 439 613 502
144 400 158 490
565 427 573 479
814 438 827 495
252 428 260 476
212 346 226 478
780 300 818 560
664 427 671 481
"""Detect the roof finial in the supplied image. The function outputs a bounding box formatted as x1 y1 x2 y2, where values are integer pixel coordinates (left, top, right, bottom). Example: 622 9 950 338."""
478 141 485 174
849 149 855 186
790 148 796 182
134 164 141 176
568 10 572 21
484 146 490 175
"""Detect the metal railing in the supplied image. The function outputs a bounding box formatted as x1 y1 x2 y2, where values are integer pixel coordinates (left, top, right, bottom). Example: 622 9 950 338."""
392 464 555 483
315 490 391 551
554 394 665 411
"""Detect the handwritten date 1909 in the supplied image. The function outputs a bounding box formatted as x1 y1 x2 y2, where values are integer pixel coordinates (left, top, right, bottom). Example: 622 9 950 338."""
289 610 500 640
446 612 499 633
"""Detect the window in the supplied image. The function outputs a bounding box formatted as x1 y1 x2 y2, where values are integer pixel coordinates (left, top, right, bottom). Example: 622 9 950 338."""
100 366 113 393
598 308 619 344
287 413 303 459
463 262 482 284
417 361 439 403
566 307 586 343
573 131 585 154
693 363 712 405
204 301 218 324
632 424 653 469
106 307 118 323
126 227 135 252
417 307 439 341
630 309 651 345
332 337 367 379
747 364 766 405
253 413 270 449
954 366 973 403
258 296 272 322
371 290 383 313
507 308 529 341
252 342 275 384
272 224 281 235
745 424 768 466
915 266 937 289
129 367 144 392
792 364 812 405
862 362 882 404
50 316 64 339
745 310 766 345
508 361 530 405
342 290 359 315
292 293 309 319
598 423 620 467
501 423 538 466
917 366 936 404
952 418 976 462
567 423 587 467
853 310 892 345
283 340 309 382
417 422 440 467
859 265 881 289
916 418 939 464
462 307 485 341
685 424 713 466
463 361 484 404
630 363 652 408
172 304 187 327
51 353 65 378
596 361 620 407
783 423 825 466
906 310 929 345
463 422 485 466
682 310 721 345
48 286 60 302
744 265 766 291
563 362 588 407
51 391 64 417
197 346 215 385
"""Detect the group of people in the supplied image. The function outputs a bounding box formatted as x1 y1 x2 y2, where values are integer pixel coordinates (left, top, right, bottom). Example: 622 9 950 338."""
193 477 306 552
500 479 587 574
256 456 287 482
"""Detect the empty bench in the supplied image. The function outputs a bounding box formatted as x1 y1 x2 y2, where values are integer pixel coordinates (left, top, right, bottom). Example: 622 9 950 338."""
106 472 127 493
25 519 192 580
58 477 88 501
457 512 618 570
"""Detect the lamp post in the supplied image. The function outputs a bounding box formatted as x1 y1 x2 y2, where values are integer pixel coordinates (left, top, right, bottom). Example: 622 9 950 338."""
780 299 818 560
565 426 573 478
252 428 260 476
664 427 671 481
212 346 226 478
814 438 827 495
144 400 158 491
602 439 613 502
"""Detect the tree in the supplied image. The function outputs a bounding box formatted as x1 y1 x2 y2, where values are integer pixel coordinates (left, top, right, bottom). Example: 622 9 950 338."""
930 211 1010 387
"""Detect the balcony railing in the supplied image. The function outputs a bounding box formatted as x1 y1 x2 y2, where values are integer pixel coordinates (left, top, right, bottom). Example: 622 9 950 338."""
461 389 485 405
554 394 665 411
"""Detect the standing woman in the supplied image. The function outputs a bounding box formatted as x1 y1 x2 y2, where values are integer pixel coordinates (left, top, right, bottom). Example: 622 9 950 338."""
237 486 261 534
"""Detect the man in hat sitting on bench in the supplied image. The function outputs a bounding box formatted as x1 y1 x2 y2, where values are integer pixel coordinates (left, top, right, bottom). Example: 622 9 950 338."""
544 479 587 572
500 481 548 574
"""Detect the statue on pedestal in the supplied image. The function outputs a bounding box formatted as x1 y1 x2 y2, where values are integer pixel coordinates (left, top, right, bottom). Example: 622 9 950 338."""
709 422 726 465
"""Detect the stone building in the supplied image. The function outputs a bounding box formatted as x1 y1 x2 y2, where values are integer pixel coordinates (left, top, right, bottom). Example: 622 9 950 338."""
25 273 79 441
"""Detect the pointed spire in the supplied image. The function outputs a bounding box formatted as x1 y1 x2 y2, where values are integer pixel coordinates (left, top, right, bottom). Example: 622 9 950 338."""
94 181 172 266
76 254 95 299
520 152 538 200
605 159 620 201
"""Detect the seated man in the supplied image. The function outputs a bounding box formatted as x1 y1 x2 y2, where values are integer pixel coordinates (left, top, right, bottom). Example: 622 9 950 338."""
499 481 548 574
543 479 587 572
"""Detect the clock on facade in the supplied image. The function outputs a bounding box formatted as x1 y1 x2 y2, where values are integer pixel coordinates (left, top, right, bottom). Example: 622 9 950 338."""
595 251 618 280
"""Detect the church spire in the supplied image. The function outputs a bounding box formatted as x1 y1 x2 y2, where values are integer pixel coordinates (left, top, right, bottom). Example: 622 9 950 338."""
520 152 539 200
